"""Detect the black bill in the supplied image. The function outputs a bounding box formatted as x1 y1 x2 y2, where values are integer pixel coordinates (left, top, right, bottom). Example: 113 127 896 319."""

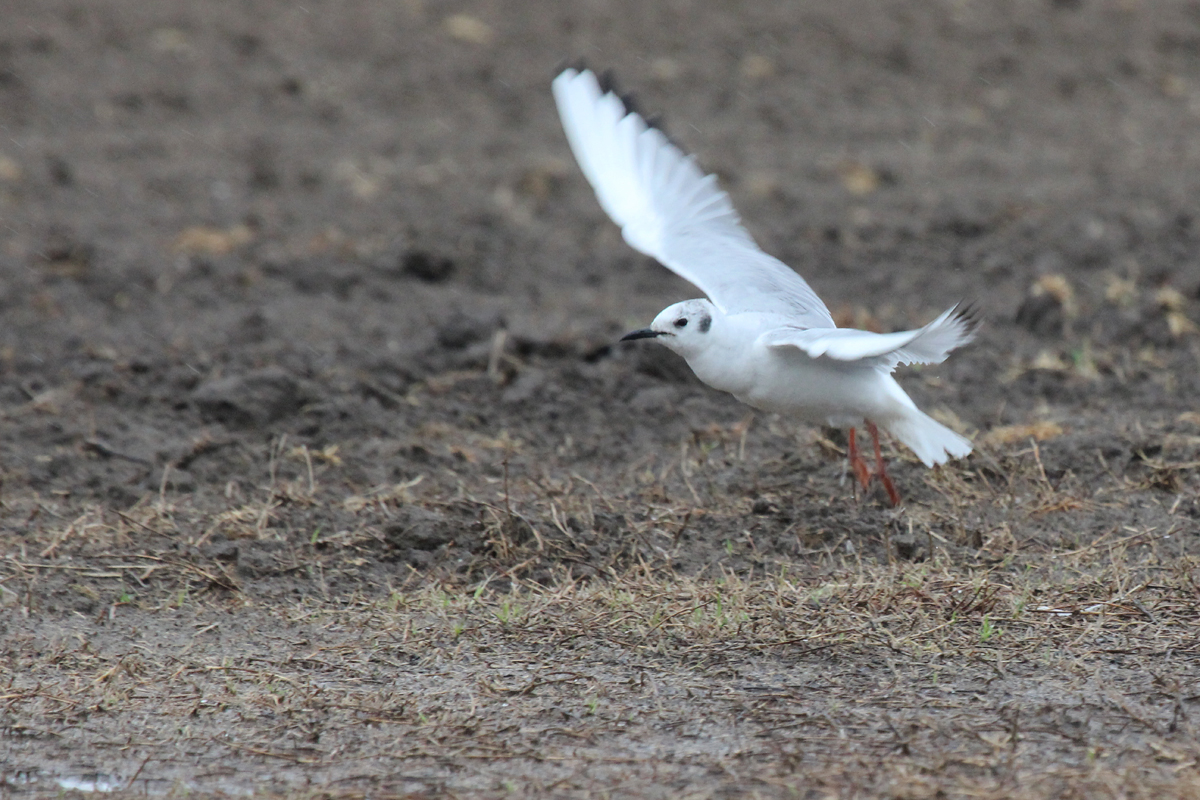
620 328 662 341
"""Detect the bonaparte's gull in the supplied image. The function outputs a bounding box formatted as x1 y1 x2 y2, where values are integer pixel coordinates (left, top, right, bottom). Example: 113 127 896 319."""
552 67 976 505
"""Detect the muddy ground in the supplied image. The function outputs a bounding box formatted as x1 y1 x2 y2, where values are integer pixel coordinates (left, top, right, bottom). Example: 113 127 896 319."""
2 0 1200 797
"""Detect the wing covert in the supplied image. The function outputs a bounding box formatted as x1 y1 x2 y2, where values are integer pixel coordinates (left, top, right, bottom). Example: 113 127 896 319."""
760 304 978 370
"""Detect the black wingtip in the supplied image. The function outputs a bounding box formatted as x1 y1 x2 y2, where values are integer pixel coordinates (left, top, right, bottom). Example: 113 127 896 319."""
555 61 681 147
953 300 984 335
594 66 618 95
554 57 589 79
596 68 650 122
552 61 643 117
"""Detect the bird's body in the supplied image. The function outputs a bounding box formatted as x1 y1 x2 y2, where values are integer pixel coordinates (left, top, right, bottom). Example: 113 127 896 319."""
552 67 976 502
660 307 891 422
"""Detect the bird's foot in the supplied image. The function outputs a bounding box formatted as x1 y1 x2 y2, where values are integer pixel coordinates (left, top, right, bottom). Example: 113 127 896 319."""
878 470 900 507
847 427 872 491
866 421 901 507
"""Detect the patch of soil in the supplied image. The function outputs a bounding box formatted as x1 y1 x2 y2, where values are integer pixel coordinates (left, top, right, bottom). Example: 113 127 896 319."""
3 0 1200 797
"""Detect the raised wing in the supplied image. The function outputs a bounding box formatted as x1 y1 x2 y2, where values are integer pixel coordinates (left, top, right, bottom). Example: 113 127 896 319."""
552 67 835 327
759 304 979 371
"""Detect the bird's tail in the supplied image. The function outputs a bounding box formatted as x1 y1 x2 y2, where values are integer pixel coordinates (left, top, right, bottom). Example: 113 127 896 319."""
884 409 972 467
884 303 981 369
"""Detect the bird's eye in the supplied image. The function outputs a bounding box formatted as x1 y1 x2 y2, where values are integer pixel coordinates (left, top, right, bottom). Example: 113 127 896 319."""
674 318 688 328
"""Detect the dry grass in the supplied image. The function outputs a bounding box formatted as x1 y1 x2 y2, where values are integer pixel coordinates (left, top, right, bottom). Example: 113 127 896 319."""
3 429 1200 799
3 405 1200 798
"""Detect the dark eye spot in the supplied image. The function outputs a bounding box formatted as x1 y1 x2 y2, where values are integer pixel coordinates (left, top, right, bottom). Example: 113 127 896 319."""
698 314 712 333
674 318 688 328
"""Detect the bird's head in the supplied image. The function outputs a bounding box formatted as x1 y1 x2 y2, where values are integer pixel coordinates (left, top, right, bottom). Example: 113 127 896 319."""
621 299 716 357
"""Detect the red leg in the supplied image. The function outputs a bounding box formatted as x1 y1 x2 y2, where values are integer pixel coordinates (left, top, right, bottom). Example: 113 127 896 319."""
848 426 871 491
867 421 901 507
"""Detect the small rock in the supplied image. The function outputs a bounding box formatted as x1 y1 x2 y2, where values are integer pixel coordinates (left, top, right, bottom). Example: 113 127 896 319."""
517 160 568 204
890 533 923 561
0 155 22 182
404 549 434 570
1017 273 1076 336
386 507 456 552
444 14 493 45
1015 292 1064 336
289 259 362 297
46 155 73 186
502 367 547 405
192 367 316 427
436 309 502 349
739 54 776 80
838 160 879 196
751 498 775 515
203 540 239 563
592 512 627 536
650 57 682 81
629 385 678 413
402 250 455 283
40 229 94 279
237 539 284 577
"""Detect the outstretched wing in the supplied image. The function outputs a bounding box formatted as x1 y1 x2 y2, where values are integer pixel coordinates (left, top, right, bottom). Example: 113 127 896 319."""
759 304 979 371
552 67 835 328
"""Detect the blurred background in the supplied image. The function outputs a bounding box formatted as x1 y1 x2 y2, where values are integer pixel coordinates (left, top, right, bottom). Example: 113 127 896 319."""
5 0 1200 363
3 0 1200 513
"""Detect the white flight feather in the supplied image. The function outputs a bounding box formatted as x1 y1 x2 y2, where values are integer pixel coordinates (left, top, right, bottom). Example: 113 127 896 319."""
552 68 836 327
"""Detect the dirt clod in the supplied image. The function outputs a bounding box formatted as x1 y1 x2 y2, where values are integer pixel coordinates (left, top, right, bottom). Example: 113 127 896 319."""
191 367 316 427
402 250 457 283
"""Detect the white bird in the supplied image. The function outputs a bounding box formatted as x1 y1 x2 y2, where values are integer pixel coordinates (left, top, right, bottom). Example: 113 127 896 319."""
552 67 976 505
